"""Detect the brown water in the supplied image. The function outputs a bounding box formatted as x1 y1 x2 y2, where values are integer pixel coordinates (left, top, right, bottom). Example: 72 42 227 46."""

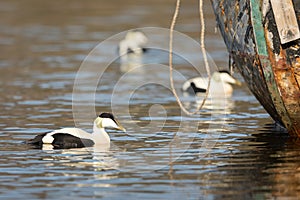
1 0 300 199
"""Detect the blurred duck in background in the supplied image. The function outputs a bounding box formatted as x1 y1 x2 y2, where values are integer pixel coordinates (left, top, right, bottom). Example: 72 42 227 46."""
118 30 148 73
182 70 241 97
118 30 148 56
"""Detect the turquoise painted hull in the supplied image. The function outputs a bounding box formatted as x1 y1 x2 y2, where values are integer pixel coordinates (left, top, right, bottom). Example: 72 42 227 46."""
210 0 300 136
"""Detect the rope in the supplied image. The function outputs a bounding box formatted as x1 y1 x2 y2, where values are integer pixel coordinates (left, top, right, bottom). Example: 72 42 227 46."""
169 0 211 115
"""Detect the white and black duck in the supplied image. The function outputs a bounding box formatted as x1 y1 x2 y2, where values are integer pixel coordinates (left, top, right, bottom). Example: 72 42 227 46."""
27 113 126 149
118 30 148 73
182 70 241 97
118 30 148 56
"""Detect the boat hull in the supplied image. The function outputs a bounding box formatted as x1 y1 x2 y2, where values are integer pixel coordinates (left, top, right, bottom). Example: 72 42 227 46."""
210 0 300 136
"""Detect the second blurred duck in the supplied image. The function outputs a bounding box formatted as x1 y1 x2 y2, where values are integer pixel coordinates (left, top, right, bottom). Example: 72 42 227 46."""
182 70 241 97
118 30 148 56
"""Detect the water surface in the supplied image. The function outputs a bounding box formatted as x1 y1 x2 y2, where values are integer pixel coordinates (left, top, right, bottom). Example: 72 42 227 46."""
0 1 299 199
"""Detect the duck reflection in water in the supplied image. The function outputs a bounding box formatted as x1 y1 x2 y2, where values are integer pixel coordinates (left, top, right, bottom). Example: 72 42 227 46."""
40 145 120 173
182 95 235 120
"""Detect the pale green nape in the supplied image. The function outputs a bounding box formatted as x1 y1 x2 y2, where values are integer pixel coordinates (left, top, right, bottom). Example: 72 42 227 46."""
212 72 221 82
94 117 103 128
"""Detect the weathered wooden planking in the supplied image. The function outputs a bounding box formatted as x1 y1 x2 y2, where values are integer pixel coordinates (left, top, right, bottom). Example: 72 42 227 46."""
270 0 300 44
250 0 292 132
264 0 300 136
210 0 300 136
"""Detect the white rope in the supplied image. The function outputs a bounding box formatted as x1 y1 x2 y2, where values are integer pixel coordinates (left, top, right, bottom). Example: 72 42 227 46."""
169 0 211 115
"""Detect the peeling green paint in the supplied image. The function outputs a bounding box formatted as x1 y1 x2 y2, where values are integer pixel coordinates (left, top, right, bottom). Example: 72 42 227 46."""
250 0 292 130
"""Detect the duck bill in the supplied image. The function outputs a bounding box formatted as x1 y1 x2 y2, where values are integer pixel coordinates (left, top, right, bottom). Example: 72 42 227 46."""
235 79 242 86
116 120 126 132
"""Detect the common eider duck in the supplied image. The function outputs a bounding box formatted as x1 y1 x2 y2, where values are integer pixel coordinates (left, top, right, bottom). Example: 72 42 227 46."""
118 30 148 56
182 70 241 97
27 113 126 149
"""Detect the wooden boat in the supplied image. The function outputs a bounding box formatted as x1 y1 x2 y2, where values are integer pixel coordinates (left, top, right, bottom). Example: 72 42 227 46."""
210 0 300 137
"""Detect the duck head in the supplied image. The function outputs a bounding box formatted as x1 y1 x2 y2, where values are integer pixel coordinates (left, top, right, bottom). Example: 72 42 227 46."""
214 70 242 86
94 113 126 132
